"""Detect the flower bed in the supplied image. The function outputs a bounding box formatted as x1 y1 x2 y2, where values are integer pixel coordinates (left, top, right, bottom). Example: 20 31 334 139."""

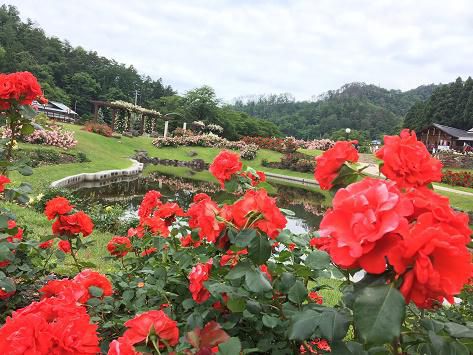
437 151 473 169
241 136 335 153
262 152 316 173
442 170 473 188
152 133 259 160
1 126 77 150
83 122 113 137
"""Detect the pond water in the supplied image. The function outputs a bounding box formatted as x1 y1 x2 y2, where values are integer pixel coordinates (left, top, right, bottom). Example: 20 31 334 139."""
72 173 327 234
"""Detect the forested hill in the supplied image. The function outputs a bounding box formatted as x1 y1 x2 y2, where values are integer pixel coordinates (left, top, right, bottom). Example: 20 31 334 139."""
232 82 439 139
404 77 473 132
0 5 175 115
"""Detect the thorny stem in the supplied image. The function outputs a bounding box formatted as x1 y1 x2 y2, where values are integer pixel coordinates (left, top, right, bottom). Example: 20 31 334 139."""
69 240 82 272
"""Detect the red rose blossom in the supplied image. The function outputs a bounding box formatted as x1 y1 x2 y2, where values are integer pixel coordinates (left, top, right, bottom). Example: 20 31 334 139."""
108 337 142 355
181 234 202 248
73 269 113 303
388 213 473 308
220 249 248 267
308 291 323 304
107 236 132 258
39 239 54 249
44 196 73 220
138 190 162 221
140 247 157 256
231 189 287 239
122 310 179 349
187 193 225 243
376 129 443 189
314 140 359 190
319 178 413 273
0 175 10 192
209 150 242 187
57 240 71 253
39 279 86 302
52 211 94 237
189 260 213 303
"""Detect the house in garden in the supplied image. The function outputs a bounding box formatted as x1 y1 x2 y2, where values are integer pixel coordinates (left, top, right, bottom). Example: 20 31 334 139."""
33 100 79 122
418 123 473 152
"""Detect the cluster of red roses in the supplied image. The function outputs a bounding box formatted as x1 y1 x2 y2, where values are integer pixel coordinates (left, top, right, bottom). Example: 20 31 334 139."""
0 269 112 354
0 174 10 192
209 150 266 188
43 197 94 253
0 71 47 110
313 129 472 308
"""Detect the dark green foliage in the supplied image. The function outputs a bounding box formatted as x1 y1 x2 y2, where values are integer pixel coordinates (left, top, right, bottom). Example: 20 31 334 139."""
233 83 438 139
0 5 174 113
404 77 473 131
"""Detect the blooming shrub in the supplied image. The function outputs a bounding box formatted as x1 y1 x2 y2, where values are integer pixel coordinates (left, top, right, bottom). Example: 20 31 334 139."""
442 170 473 188
242 136 336 153
83 122 114 137
263 152 316 173
239 143 259 160
2 126 77 149
1 77 473 355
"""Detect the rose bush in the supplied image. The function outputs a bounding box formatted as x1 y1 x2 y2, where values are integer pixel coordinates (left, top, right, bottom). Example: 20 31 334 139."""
1 72 473 354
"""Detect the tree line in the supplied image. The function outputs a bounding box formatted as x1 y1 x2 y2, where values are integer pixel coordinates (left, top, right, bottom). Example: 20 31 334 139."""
0 5 279 139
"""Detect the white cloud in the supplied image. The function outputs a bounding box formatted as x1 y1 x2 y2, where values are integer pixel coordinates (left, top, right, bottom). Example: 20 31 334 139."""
6 0 473 100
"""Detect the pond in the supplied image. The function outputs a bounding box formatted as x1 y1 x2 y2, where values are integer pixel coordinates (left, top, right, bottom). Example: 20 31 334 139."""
72 173 327 234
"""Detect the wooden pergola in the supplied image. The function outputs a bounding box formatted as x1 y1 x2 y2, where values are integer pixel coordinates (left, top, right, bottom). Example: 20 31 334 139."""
91 100 162 134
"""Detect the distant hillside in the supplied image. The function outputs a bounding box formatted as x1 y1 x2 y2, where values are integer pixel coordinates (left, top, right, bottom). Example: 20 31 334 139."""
232 82 439 139
404 77 473 132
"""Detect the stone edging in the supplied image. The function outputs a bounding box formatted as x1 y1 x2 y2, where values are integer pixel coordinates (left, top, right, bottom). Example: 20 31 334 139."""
50 159 144 188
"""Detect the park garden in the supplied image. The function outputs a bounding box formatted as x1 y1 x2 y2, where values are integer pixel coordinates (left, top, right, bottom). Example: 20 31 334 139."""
1 72 473 354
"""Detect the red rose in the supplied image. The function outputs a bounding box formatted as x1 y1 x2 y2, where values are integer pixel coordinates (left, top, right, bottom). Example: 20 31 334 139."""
209 150 242 187
404 187 471 243
0 297 100 354
389 213 473 308
308 291 323 304
122 310 179 349
187 193 225 243
39 279 86 302
44 196 73 220
231 189 287 239
243 170 266 186
108 338 141 355
314 140 359 190
57 240 71 253
6 220 23 242
189 260 213 303
220 249 248 267
73 269 113 303
186 321 230 353
138 190 162 221
376 129 443 188
154 202 184 226
141 215 170 237
181 234 202 248
39 239 54 249
140 247 157 256
0 175 10 192
0 288 15 300
319 178 413 273
107 236 132 258
52 211 94 237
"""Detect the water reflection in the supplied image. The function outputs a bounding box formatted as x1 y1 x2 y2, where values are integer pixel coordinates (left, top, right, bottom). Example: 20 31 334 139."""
73 173 327 234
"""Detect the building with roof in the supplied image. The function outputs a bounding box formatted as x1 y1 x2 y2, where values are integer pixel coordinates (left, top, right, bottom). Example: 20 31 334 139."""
418 123 473 151
33 100 78 122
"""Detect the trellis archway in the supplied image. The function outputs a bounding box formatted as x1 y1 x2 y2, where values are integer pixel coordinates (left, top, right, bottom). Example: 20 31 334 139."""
91 100 162 135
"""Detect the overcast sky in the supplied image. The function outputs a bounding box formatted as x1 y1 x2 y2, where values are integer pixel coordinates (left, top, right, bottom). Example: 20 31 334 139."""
7 0 473 101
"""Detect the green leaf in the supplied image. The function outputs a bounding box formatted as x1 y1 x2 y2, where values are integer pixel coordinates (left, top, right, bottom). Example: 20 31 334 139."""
20 123 34 135
227 297 246 313
225 262 251 280
353 285 405 346
230 229 256 248
318 309 351 341
445 322 473 339
288 280 308 304
248 235 271 265
0 215 8 229
305 250 331 270
276 272 296 293
288 310 319 340
262 314 279 328
18 165 33 176
245 268 272 293
88 286 104 298
218 337 241 355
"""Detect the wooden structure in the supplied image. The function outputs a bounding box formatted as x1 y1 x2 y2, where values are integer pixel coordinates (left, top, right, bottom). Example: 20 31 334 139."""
418 123 473 151
33 100 78 122
91 100 162 134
